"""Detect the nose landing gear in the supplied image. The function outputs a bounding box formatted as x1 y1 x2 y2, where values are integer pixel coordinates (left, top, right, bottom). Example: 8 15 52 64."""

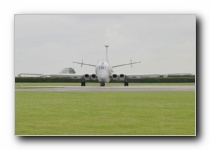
100 82 105 86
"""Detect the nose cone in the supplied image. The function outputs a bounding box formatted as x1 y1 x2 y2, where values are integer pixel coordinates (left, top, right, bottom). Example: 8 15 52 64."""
97 70 109 82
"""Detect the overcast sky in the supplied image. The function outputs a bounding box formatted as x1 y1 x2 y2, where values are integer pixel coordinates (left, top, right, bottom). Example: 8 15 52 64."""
15 15 196 76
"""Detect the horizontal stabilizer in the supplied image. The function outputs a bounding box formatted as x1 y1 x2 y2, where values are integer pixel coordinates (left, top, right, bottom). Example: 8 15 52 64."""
112 61 141 68
73 60 96 68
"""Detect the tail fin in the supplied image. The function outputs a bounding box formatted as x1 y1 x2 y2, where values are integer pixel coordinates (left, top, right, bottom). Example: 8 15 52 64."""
105 45 109 62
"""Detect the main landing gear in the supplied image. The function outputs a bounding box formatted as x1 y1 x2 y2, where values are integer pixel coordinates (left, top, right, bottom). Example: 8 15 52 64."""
81 81 86 86
124 81 129 86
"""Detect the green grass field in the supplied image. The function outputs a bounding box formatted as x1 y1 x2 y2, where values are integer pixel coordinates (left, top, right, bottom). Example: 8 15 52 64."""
15 91 195 135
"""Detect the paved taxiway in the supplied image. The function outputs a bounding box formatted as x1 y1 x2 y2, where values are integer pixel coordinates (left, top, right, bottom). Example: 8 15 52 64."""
16 86 195 92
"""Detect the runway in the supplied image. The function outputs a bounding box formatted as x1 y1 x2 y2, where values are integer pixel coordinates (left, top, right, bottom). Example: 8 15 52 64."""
16 86 195 92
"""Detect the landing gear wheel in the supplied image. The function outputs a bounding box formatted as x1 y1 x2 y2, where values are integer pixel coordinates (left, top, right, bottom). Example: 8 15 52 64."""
124 81 129 86
100 82 105 86
81 81 86 86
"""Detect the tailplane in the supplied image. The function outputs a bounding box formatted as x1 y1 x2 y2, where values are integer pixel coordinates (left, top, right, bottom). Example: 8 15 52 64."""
73 60 96 67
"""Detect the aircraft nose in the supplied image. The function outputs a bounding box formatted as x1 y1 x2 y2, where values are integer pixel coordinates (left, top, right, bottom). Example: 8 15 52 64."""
97 70 108 82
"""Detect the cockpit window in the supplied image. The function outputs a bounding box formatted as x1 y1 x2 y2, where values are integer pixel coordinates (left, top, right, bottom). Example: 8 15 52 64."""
99 66 106 70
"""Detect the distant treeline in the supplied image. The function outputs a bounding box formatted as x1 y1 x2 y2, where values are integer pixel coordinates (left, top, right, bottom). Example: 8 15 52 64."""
15 75 195 83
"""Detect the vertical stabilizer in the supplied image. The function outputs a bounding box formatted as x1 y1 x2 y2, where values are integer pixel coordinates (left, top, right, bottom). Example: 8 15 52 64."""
105 45 109 62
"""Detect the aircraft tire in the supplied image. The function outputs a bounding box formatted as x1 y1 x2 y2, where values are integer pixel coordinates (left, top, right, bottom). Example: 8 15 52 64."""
81 81 86 86
124 81 128 86
100 82 105 86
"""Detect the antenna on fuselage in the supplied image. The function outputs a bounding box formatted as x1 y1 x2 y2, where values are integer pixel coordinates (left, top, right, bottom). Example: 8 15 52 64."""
105 45 109 62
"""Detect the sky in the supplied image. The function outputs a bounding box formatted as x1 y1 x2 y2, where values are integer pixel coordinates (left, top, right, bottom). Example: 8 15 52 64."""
15 15 196 76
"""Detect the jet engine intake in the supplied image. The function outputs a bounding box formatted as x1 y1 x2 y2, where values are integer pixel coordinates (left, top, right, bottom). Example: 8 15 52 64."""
112 74 118 80
91 74 97 80
119 74 125 80
84 74 90 79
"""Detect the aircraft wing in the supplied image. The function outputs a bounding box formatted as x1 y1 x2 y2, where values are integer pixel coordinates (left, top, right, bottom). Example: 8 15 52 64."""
124 73 169 79
112 73 193 80
18 73 84 79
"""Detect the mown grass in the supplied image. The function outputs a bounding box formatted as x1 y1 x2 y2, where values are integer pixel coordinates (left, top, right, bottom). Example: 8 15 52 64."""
15 91 195 135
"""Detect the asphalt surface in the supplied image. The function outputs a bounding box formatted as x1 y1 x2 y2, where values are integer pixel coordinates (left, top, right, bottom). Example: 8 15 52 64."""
16 86 195 92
